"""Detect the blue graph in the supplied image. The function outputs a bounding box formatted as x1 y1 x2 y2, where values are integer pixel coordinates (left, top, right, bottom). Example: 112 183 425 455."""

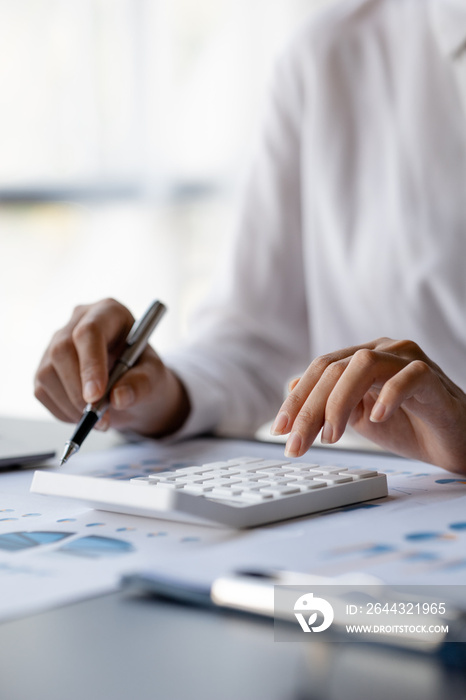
58 535 134 558
0 531 72 552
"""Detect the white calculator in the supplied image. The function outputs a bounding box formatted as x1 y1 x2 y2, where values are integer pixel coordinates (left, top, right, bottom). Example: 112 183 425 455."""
31 456 388 528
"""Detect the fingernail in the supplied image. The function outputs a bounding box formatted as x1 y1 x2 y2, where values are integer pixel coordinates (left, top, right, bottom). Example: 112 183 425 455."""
95 415 110 432
370 401 386 422
271 412 289 436
113 386 135 410
285 432 302 458
321 421 333 444
83 380 102 403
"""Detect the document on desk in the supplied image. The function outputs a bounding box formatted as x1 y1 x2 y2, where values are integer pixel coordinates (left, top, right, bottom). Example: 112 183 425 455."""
1 436 466 622
0 439 245 622
109 440 466 603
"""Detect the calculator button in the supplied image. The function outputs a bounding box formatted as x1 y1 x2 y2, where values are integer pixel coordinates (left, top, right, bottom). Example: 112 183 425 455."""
156 481 186 490
182 484 215 495
347 469 377 479
313 474 353 484
256 475 298 484
210 486 245 498
313 466 348 473
294 480 326 490
259 485 301 496
239 490 274 502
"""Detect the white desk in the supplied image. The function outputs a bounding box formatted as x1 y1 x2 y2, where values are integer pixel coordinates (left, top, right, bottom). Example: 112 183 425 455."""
0 417 465 699
0 588 465 700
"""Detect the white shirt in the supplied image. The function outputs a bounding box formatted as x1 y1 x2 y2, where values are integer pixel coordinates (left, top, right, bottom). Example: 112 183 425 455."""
165 0 466 440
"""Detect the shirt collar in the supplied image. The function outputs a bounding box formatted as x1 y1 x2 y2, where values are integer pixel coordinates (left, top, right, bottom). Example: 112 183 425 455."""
430 0 466 58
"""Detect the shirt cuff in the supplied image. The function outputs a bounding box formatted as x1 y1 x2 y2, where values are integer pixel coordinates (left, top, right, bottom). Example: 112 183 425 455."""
160 350 227 442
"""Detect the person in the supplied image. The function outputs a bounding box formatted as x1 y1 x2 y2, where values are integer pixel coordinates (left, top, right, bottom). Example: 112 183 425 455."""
34 0 466 474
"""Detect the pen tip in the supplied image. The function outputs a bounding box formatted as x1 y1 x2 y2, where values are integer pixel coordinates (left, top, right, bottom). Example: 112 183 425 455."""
59 441 79 467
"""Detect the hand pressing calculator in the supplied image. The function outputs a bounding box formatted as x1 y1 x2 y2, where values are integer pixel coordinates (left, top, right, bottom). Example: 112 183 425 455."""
31 456 388 528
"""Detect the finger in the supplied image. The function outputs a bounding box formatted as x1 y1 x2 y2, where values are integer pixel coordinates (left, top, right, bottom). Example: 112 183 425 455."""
369 359 443 424
321 349 408 443
34 304 90 416
46 330 87 413
285 349 409 458
271 342 377 436
34 379 81 424
378 340 463 397
35 359 111 430
108 349 163 412
106 351 168 432
72 300 134 404
270 376 301 435
34 360 84 423
288 377 301 392
284 357 350 457
95 414 111 431
375 338 429 363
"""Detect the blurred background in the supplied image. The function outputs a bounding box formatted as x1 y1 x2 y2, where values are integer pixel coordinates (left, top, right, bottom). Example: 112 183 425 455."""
0 0 325 419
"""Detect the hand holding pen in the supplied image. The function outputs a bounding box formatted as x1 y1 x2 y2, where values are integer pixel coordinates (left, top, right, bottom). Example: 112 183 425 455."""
34 299 191 459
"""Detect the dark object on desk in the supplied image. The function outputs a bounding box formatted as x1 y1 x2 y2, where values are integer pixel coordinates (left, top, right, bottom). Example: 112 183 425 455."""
122 569 466 670
0 433 55 469
0 588 465 700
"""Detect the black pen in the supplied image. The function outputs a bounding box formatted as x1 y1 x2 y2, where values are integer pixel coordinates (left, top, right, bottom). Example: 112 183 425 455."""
60 300 167 465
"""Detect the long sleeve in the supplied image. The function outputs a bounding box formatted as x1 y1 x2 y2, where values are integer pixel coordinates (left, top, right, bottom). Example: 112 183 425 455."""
164 49 311 439
164 0 466 439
